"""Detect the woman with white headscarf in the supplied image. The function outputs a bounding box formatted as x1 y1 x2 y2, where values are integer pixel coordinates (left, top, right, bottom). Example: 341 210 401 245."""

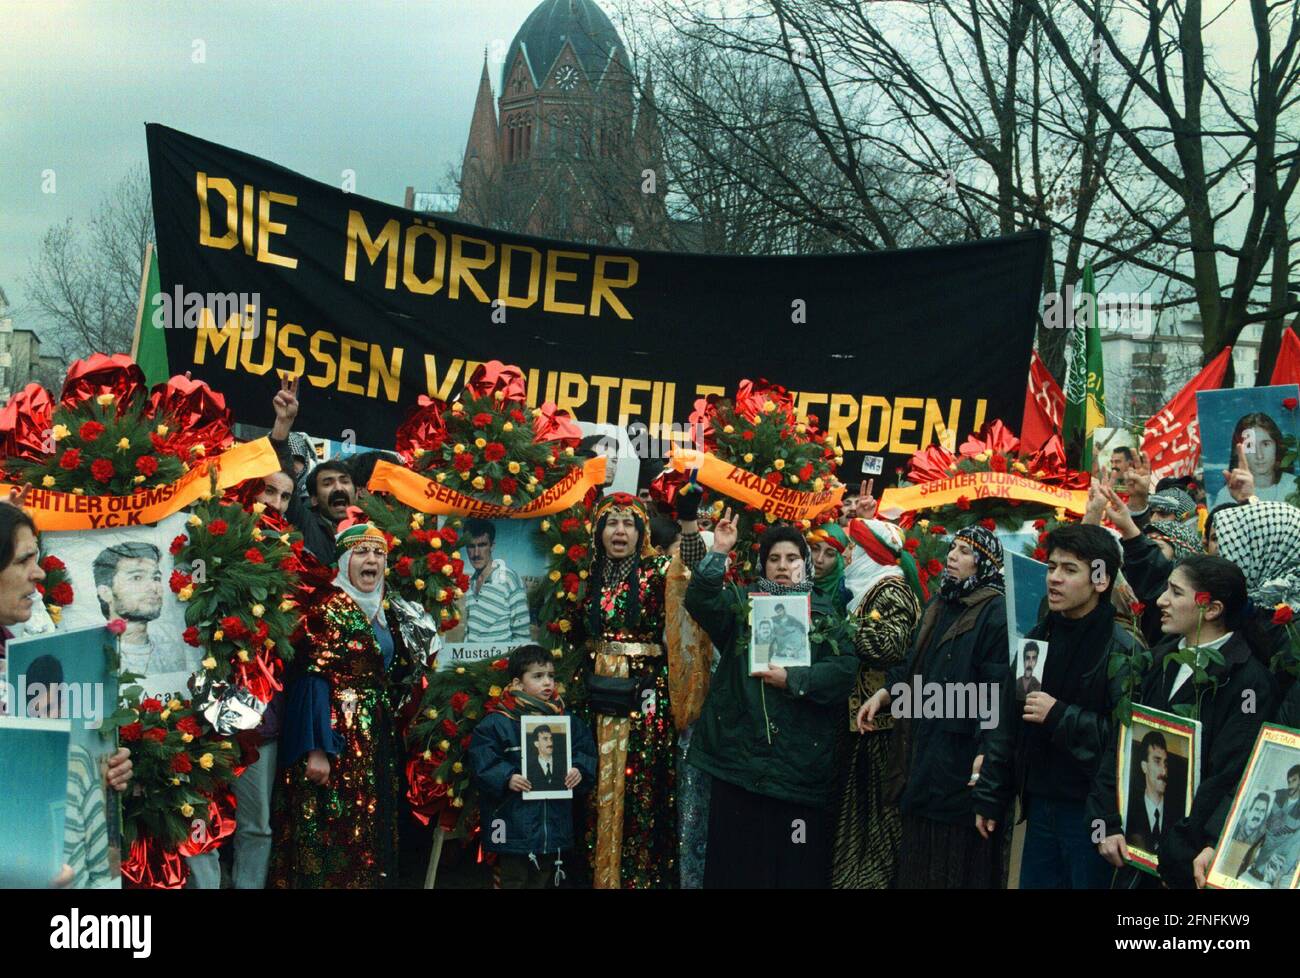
827 518 927 888
270 519 413 889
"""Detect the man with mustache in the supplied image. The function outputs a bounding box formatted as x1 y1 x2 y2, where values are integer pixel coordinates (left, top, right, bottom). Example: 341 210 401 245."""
1126 731 1170 854
267 375 357 564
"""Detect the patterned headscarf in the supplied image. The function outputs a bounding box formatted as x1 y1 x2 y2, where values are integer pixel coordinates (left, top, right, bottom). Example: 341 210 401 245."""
1145 519 1203 561
939 525 1005 599
1148 488 1197 523
1212 501 1300 607
807 523 848 604
587 492 653 634
332 519 389 622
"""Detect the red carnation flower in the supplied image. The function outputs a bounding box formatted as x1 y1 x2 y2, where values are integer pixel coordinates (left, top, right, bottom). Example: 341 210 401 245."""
169 570 192 594
1033 547 1048 561
461 734 473 749
979 518 996 531
141 698 163 713
50 582 74 606
567 544 587 562
1273 604 1294 625
1194 591 1212 607
171 753 193 773
450 691 470 713
956 496 971 511
39 555 65 572
220 615 249 639
742 431 754 441
926 559 943 577
989 454 1007 473
244 548 265 564
562 573 581 593
78 421 105 442
500 476 518 495
472 412 492 428
208 519 228 537
798 462 814 481
752 523 766 533
456 574 470 591
135 455 158 477
453 452 474 473
177 716 202 737
120 722 142 742
441 718 458 736
395 555 414 578
1285 398 1298 411
482 475 494 491
560 517 581 533
483 442 506 463
143 727 167 743
510 409 525 424
279 555 302 573
183 626 202 646
170 535 188 556
424 552 441 572
90 458 114 483
534 466 546 482
1033 519 1046 530
930 524 947 535
149 433 168 454
439 527 459 546
903 538 920 553
490 658 509 671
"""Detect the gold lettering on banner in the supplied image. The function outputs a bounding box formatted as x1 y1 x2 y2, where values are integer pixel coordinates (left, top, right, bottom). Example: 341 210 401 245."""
826 394 859 452
590 256 637 319
922 399 961 451
256 190 299 269
590 375 619 423
277 323 307 377
308 330 338 388
345 210 400 289
338 337 367 395
556 372 588 415
241 184 255 256
197 172 238 249
423 357 464 400
194 307 243 369
888 397 925 454
368 345 403 400
449 235 494 302
857 396 892 452
498 244 542 309
617 379 652 423
403 222 446 295
543 250 588 315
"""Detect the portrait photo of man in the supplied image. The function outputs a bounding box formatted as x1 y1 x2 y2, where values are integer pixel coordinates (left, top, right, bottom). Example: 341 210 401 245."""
93 541 190 680
1015 640 1045 701
1227 791 1274 878
460 519 530 644
522 717 572 799
1125 729 1187 855
766 603 807 665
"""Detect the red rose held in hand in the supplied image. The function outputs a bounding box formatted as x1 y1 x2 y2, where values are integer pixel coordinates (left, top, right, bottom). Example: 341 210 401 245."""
1273 604 1294 625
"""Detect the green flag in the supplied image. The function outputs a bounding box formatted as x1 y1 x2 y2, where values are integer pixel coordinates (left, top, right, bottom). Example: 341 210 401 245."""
1063 264 1105 471
130 243 169 386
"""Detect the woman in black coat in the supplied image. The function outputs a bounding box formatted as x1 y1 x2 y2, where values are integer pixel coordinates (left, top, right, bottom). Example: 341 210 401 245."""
1088 556 1280 889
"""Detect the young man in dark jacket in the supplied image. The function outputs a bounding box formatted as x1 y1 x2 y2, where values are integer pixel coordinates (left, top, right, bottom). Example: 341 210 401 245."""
468 645 596 888
973 523 1137 889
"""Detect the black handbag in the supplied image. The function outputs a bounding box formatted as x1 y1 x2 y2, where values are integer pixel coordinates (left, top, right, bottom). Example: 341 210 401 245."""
585 672 649 717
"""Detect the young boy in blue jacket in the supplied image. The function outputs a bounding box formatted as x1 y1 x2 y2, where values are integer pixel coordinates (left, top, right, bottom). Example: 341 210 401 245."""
468 644 596 888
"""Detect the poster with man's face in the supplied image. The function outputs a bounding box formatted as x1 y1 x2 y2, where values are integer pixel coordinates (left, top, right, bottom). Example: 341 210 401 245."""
748 593 812 673
1004 551 1049 666
42 512 199 701
438 516 549 669
1118 706 1200 874
1209 724 1300 889
577 422 641 498
1014 638 1048 701
521 714 572 801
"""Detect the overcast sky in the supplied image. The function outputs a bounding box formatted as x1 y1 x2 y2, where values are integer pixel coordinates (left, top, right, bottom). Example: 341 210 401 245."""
0 0 555 326
0 0 1272 335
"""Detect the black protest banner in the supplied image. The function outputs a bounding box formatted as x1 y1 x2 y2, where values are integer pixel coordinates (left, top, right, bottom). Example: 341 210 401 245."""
146 123 1046 477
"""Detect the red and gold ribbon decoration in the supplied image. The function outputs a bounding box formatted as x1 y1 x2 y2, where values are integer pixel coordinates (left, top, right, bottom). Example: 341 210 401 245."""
878 470 1088 520
667 448 844 522
0 437 280 531
367 456 606 518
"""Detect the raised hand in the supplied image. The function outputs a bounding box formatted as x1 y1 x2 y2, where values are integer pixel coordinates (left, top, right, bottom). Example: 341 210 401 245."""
711 506 739 553
4 483 32 508
1224 440 1255 503
1100 484 1141 540
271 374 300 441
1128 452 1151 511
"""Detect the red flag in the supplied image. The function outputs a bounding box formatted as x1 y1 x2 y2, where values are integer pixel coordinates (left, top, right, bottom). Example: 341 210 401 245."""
1021 349 1064 453
1269 328 1300 385
1141 347 1232 480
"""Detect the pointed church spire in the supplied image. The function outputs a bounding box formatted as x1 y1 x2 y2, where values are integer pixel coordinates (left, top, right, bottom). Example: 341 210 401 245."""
459 53 501 221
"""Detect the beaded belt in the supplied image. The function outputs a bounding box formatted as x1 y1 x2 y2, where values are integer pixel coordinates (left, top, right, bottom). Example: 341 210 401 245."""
586 640 663 660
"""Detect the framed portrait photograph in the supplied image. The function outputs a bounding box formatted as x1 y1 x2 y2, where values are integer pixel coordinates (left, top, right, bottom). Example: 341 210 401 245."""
748 593 812 674
2 626 122 889
1013 638 1048 701
1195 384 1300 509
1004 551 1049 663
0 717 71 888
1117 705 1201 875
42 512 200 701
520 713 572 801
1207 723 1300 890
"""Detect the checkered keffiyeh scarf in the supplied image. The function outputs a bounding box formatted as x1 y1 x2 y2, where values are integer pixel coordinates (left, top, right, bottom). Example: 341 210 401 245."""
1213 501 1300 607
1148 488 1197 522
1146 520 1204 561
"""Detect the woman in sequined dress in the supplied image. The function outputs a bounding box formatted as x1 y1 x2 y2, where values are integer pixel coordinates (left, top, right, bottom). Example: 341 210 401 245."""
573 491 706 889
270 520 413 888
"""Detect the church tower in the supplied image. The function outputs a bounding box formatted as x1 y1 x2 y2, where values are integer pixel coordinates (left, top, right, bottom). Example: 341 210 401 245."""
454 0 670 248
